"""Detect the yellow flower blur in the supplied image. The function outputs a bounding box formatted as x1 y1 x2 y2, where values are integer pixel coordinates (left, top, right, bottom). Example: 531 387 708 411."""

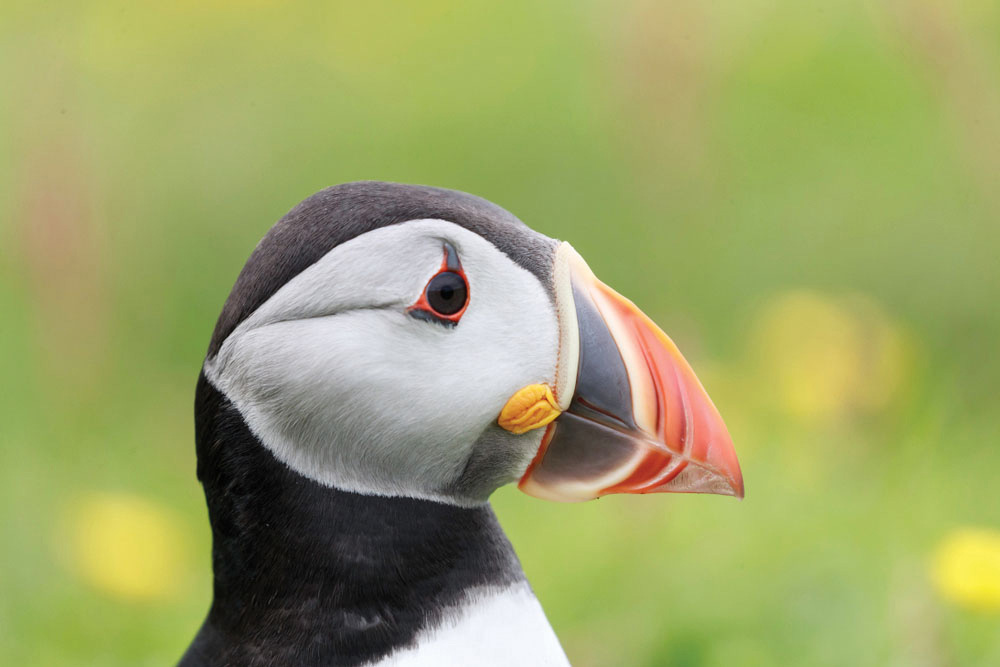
931 527 1000 612
61 492 191 602
749 290 911 421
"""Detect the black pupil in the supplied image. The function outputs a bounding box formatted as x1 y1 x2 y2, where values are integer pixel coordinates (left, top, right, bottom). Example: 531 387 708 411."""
426 271 467 316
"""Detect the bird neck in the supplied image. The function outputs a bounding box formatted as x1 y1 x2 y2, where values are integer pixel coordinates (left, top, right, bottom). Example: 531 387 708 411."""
184 372 526 667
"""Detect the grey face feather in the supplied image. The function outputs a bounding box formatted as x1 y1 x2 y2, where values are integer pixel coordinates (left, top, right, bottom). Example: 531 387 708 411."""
204 185 563 505
208 181 558 359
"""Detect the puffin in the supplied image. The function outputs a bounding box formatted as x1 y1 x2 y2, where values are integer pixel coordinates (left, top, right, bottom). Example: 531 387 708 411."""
180 181 743 667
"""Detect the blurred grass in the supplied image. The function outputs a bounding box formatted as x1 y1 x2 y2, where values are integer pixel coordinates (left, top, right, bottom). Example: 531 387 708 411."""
2 0 999 665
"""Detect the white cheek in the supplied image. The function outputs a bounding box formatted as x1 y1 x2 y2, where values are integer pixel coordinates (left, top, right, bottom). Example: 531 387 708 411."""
206 220 558 502
217 312 471 496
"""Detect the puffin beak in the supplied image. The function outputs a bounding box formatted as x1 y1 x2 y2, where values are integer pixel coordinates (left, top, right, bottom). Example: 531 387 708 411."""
516 245 743 502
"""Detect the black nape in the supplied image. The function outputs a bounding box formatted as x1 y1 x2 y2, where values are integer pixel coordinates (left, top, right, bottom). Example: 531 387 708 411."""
181 373 525 667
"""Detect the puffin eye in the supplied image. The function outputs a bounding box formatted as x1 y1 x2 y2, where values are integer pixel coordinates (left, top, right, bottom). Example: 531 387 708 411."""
407 242 470 327
425 271 468 316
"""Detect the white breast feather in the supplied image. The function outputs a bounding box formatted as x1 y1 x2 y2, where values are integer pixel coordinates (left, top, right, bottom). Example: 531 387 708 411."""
374 584 571 667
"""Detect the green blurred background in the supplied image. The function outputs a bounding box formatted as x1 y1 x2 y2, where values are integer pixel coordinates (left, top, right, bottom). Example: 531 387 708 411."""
2 0 999 665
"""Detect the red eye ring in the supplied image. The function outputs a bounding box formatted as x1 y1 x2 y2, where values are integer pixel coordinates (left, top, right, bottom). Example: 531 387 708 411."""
407 242 470 327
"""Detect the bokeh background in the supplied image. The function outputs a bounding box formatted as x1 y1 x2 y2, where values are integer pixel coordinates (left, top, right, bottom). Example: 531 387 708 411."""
2 1 999 665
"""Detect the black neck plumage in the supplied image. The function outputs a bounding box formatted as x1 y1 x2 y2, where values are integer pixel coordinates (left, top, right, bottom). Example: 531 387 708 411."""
181 373 525 667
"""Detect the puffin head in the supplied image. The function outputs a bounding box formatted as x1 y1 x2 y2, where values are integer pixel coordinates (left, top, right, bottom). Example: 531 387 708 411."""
202 181 742 507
